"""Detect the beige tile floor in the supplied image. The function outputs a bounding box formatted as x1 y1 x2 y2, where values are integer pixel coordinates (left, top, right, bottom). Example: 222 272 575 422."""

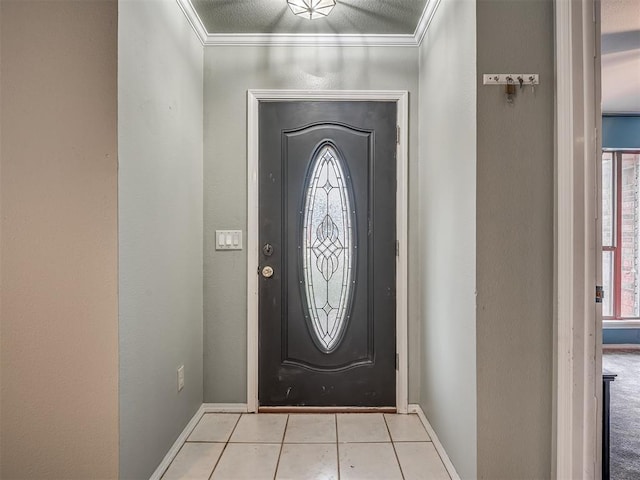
161 413 450 480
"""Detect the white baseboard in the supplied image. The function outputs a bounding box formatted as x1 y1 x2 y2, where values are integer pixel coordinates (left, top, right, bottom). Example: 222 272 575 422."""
603 343 640 351
408 403 461 480
148 403 248 480
149 404 206 480
603 320 640 328
202 403 249 413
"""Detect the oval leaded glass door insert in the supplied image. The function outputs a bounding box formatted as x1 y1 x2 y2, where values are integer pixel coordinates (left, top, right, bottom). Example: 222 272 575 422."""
301 143 356 353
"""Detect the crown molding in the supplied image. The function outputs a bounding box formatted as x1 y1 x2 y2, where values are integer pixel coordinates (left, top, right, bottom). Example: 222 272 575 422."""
202 33 418 47
176 0 208 43
413 0 442 45
176 0 440 47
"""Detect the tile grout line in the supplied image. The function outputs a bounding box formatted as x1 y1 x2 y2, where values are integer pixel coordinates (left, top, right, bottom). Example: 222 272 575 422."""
207 413 243 480
383 414 406 480
425 428 452 480
184 441 228 444
184 412 435 480
206 442 227 480
280 442 338 444
332 440 406 444
272 414 290 480
390 440 437 444
226 412 244 443
406 414 451 478
160 440 189 479
409 406 457 479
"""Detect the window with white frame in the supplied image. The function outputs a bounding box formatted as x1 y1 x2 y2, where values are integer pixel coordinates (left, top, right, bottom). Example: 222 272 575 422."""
602 151 640 319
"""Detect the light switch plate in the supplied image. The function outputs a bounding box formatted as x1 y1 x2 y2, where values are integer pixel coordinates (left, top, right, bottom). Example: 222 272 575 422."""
215 230 243 250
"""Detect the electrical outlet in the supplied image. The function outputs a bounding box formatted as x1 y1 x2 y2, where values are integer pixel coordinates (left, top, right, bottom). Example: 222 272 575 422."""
177 365 185 392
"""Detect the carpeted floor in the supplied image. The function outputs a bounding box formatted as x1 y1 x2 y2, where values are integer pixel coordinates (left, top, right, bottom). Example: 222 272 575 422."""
603 349 640 480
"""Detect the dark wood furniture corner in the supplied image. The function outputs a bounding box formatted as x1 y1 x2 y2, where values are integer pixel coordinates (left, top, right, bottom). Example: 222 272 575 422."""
603 372 617 480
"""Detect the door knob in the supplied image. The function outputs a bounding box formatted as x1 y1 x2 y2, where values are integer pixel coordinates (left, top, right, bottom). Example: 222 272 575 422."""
262 266 274 278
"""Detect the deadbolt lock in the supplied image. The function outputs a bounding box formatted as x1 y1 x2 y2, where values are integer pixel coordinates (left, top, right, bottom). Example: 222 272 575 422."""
262 266 274 278
263 243 274 256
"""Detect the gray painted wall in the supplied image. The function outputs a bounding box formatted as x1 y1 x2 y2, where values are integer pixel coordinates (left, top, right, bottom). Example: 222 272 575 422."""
203 46 421 403
417 0 478 477
476 0 554 478
118 0 204 477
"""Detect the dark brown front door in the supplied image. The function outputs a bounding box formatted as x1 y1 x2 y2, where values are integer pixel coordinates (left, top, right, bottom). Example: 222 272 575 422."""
258 101 397 407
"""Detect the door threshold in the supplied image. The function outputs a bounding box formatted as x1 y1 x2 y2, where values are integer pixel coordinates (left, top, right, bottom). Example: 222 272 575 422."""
258 406 397 414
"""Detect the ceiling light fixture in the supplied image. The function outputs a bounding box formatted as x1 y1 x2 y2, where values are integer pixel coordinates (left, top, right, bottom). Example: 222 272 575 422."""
287 0 336 20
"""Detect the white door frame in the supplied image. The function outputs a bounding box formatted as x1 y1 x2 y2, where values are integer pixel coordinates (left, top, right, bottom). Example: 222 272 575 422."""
554 0 602 477
246 90 409 413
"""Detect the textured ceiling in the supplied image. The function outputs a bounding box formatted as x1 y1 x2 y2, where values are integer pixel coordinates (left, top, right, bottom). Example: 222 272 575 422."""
601 0 640 113
191 0 429 35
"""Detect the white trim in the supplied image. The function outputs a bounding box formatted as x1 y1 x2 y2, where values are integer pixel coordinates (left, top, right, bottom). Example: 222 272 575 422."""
148 404 206 480
247 91 260 413
408 404 461 480
148 404 249 479
554 0 601 478
247 89 410 414
413 0 442 45
602 343 640 350
395 92 410 415
176 0 441 47
203 33 419 47
202 403 249 413
603 320 640 329
248 90 410 102
175 0 208 45
554 0 575 475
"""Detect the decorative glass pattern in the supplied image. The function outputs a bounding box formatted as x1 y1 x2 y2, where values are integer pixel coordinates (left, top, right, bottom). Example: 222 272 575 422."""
302 144 355 353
